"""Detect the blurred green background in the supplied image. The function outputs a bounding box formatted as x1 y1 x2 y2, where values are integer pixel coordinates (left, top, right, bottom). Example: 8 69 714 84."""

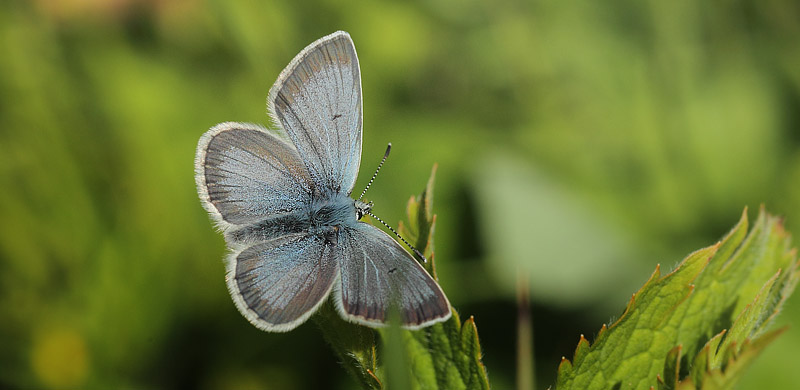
2 0 800 388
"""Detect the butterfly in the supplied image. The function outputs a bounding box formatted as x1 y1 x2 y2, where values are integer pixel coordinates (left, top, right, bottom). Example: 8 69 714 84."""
194 31 451 332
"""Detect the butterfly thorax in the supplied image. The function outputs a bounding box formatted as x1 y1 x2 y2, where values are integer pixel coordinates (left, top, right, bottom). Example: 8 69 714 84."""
307 193 359 234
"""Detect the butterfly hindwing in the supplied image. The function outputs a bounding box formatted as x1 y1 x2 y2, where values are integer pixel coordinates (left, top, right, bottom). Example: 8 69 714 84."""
336 223 451 328
228 233 339 332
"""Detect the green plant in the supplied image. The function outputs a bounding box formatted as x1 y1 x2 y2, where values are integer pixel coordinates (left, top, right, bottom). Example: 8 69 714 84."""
314 166 798 390
557 207 799 389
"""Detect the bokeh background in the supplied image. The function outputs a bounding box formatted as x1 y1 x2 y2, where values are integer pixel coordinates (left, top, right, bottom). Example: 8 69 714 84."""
2 0 800 388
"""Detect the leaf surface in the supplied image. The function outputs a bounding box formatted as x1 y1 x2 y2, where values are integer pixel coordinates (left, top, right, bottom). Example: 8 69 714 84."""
557 207 800 389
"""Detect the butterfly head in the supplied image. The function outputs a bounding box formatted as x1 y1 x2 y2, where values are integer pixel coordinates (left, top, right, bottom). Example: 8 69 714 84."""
355 199 373 220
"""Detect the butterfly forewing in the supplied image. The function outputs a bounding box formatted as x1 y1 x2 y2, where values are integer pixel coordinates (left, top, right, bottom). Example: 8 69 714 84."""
196 123 313 228
268 31 363 195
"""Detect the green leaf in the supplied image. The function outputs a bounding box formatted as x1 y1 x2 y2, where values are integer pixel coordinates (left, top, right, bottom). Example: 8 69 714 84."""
398 163 439 277
313 301 382 390
383 164 490 390
675 328 788 390
556 207 800 390
381 309 490 390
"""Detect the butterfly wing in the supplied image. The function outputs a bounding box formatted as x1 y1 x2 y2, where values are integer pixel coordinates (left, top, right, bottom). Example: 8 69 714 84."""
195 122 313 231
227 233 339 332
268 31 363 195
336 223 451 328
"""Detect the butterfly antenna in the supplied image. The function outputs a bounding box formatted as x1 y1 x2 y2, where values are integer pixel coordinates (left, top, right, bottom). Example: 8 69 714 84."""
358 143 392 201
357 144 427 262
366 210 428 263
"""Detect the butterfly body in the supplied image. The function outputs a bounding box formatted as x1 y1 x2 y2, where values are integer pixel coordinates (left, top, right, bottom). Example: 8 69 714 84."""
226 191 359 245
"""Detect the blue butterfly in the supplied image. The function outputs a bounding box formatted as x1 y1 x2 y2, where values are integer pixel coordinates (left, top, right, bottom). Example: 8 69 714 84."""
195 31 451 332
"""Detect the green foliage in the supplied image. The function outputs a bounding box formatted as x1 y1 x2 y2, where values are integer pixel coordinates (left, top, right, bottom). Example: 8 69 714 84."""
389 165 490 390
557 208 800 389
3 0 800 388
313 302 382 390
401 309 490 390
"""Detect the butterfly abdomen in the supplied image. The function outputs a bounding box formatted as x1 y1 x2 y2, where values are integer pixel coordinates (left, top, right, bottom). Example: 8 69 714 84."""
226 213 310 244
226 193 357 244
